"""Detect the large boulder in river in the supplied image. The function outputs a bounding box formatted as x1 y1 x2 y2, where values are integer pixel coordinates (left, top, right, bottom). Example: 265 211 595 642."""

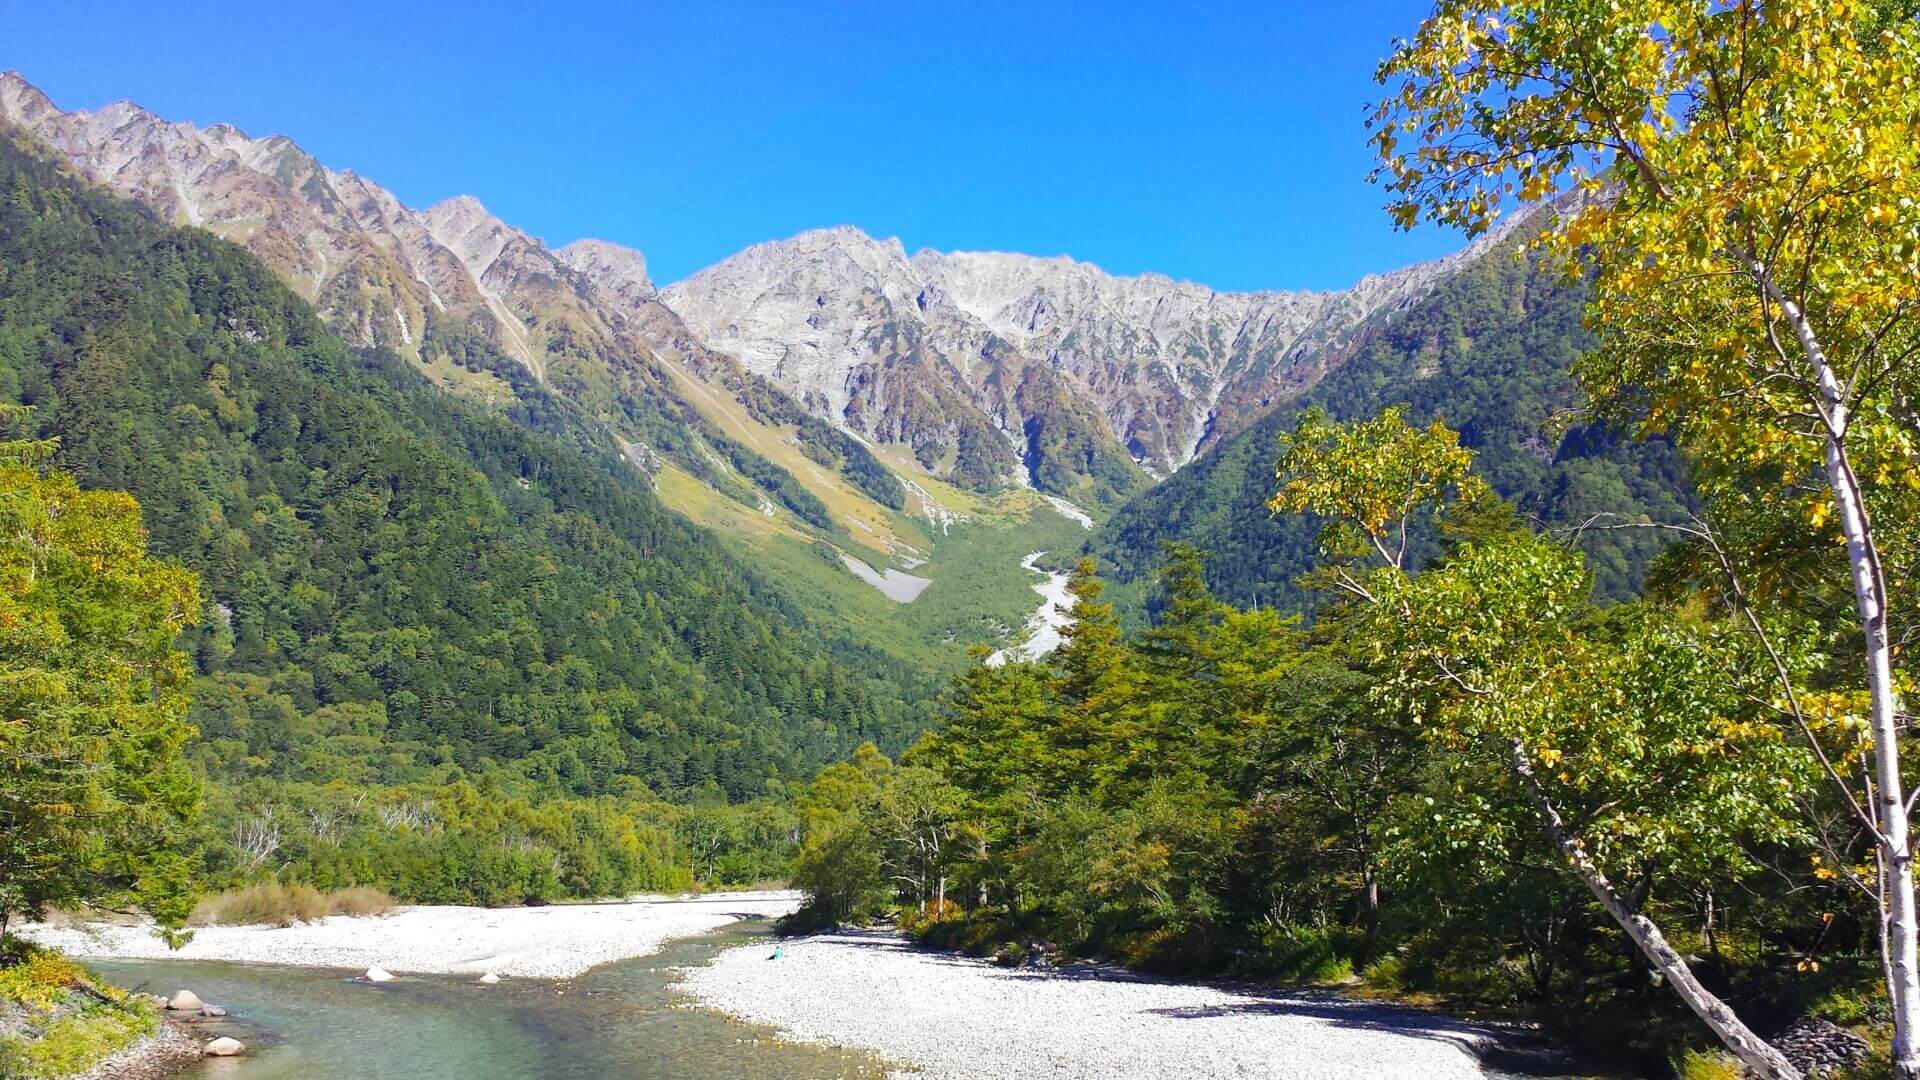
167 990 204 1011
478 972 500 985
364 966 394 982
204 1037 246 1057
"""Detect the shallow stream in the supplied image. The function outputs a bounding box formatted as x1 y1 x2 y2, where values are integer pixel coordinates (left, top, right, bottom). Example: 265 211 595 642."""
92 920 889 1079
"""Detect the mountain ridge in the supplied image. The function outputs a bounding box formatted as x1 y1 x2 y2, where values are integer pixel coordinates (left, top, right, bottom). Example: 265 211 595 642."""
661 210 1536 501
0 68 1537 513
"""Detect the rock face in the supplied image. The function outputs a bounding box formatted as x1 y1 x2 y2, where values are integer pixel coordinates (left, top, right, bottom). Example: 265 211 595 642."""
662 220 1530 498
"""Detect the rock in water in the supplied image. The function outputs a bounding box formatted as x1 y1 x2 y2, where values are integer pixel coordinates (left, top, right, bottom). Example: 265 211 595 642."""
198 1004 227 1017
364 967 395 983
478 972 500 985
204 1037 246 1057
167 990 204 1011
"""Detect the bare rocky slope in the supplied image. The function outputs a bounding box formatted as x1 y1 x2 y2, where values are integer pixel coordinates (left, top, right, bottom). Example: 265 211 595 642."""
663 218 1529 507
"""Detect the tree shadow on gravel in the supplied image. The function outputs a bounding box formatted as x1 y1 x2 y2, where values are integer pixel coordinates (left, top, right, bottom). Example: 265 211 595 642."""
805 928 1581 1072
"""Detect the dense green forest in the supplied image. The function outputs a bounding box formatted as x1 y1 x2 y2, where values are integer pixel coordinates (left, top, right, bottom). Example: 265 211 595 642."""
0 130 932 903
1092 227 1691 612
795 508 1875 1073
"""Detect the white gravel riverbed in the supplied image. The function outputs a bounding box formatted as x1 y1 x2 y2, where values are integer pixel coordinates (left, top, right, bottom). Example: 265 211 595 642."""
21 891 801 979
681 928 1497 1080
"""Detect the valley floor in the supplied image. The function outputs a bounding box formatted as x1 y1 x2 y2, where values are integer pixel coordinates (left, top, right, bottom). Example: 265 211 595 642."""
19 891 801 979
681 927 1500 1080
23 899 1520 1078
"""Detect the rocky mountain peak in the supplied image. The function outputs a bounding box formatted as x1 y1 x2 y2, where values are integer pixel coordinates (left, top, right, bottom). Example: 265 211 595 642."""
661 219 1506 482
554 238 655 302
0 71 56 124
422 194 527 282
0 69 1542 509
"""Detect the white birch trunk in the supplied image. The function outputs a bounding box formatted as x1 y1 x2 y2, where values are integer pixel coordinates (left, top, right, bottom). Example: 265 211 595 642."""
1509 741 1801 1079
1754 264 1920 1078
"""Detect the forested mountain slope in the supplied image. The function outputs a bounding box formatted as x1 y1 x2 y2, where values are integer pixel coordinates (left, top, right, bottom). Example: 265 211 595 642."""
0 130 936 801
1091 229 1691 611
0 71 1103 665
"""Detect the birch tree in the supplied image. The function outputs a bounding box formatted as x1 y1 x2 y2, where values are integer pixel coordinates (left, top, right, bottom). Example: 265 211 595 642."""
1273 407 1816 1077
1371 2 1920 1072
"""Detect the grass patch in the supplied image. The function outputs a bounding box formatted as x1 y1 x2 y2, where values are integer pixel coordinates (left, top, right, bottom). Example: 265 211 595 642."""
190 883 397 927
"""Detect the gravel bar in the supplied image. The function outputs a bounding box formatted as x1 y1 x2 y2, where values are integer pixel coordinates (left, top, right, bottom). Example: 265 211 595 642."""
23 891 801 979
681 928 1497 1079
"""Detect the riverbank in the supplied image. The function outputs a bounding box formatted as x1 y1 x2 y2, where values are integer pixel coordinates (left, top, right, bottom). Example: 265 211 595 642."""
21 891 801 979
680 927 1503 1079
72 1017 201 1080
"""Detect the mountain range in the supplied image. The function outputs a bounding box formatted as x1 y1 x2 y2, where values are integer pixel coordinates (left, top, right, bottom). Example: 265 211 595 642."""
0 73 1513 501
0 70 1671 654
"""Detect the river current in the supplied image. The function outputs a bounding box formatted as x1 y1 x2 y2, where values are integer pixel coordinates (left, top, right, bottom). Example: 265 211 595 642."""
92 921 888 1079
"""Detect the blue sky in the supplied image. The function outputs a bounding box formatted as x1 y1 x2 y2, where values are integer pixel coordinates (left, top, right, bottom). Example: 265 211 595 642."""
2 0 1459 291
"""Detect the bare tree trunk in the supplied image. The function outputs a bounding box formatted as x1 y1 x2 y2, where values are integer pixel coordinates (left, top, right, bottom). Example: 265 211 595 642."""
1361 864 1380 960
1754 264 1920 1078
1509 741 1800 1079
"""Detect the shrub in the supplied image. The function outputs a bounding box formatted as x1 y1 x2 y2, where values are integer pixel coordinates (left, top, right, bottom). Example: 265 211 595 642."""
326 886 398 918
1360 955 1408 991
788 823 884 925
0 943 86 1010
0 941 157 1079
1 1006 157 1079
1673 1048 1743 1080
190 883 396 926
1260 924 1359 984
897 898 960 935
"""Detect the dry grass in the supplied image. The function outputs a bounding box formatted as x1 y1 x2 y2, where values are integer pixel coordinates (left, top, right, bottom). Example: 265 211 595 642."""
189 884 397 927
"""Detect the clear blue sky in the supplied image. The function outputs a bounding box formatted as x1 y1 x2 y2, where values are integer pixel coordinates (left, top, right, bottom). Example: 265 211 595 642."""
2 0 1460 292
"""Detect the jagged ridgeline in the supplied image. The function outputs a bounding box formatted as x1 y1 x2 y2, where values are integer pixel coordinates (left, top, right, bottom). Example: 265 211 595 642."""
0 131 937 798
1091 226 1692 612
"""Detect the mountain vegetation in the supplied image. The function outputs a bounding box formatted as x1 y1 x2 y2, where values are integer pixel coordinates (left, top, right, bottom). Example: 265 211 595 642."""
0 129 933 905
0 405 200 940
1092 229 1691 613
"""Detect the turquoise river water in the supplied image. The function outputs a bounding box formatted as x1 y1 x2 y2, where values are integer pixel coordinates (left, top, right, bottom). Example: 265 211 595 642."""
92 920 890 1080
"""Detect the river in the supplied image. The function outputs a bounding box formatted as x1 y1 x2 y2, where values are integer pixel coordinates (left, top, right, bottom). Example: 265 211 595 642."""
986 551 1074 666
91 921 889 1080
